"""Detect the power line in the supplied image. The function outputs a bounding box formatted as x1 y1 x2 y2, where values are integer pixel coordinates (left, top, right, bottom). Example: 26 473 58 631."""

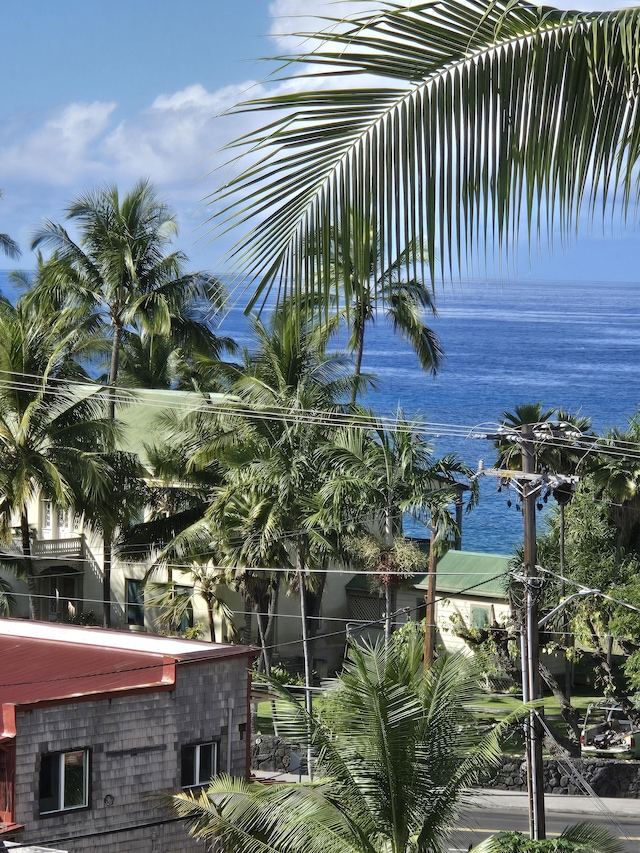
2 371 640 465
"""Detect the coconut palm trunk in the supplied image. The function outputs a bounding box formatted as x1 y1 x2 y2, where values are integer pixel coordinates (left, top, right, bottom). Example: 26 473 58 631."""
206 597 217 643
20 510 38 620
350 306 367 406
107 320 123 422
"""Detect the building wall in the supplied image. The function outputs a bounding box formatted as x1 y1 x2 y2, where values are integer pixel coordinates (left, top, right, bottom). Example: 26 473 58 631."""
435 595 512 654
13 654 251 853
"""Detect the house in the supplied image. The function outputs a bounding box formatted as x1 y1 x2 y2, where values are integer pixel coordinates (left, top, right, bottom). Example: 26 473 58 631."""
413 550 512 653
0 388 235 636
265 549 513 676
0 620 256 853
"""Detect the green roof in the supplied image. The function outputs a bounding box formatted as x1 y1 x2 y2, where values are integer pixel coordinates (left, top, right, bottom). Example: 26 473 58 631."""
413 550 510 599
113 388 230 464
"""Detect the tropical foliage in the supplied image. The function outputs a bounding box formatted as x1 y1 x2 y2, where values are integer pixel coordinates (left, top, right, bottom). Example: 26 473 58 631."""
473 825 624 853
25 181 233 624
0 293 115 618
141 304 356 674
0 189 20 260
210 1 640 310
324 411 472 637
30 180 230 415
306 206 443 403
169 634 514 853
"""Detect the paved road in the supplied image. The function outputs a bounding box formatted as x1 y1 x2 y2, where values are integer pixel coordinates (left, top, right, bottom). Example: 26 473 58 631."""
449 790 640 853
253 774 640 850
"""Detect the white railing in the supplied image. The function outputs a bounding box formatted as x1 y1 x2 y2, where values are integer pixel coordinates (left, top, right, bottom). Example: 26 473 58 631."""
32 538 84 557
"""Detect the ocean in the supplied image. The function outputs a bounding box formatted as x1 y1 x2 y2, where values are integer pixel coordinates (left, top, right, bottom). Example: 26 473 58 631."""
3 270 639 555
219 277 640 555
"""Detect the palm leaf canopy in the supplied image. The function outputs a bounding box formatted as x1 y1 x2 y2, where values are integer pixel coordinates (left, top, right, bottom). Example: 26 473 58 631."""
169 635 521 853
212 0 640 311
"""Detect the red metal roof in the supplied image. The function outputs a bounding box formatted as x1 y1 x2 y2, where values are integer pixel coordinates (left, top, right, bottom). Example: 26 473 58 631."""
0 634 175 707
0 620 256 731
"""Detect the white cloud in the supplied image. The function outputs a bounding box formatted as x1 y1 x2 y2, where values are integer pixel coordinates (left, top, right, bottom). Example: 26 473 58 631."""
2 0 639 271
100 82 267 187
267 0 383 54
1 102 116 185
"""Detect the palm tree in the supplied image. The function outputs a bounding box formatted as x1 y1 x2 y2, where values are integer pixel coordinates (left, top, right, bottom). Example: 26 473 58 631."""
589 413 640 554
147 304 356 687
208 3 640 309
0 190 20 260
168 634 515 853
206 306 355 695
30 180 227 417
30 182 231 624
0 294 115 619
323 411 472 639
309 206 443 404
145 565 236 642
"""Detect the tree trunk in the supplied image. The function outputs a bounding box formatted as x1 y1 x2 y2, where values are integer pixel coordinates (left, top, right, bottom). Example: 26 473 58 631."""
298 555 314 781
349 308 366 406
263 581 279 658
207 598 217 643
108 321 122 420
305 569 326 638
103 324 122 620
256 606 271 676
298 563 313 707
102 539 111 628
254 581 279 675
384 583 393 641
242 593 252 644
21 510 38 620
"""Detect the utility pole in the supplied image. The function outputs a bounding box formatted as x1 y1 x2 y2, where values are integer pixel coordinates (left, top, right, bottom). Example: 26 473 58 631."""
521 426 545 840
473 421 584 841
424 542 437 668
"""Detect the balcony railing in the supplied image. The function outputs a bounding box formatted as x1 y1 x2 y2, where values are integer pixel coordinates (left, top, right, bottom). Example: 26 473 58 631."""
32 537 84 557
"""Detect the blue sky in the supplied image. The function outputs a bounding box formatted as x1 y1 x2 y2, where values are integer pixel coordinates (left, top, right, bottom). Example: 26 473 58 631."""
2 0 640 284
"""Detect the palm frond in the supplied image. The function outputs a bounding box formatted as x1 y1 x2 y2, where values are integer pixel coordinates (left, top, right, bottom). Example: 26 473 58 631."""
209 1 640 308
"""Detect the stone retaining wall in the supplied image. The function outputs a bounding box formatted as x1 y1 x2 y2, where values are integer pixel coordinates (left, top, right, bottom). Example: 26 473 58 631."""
252 735 307 775
481 754 640 798
251 737 640 797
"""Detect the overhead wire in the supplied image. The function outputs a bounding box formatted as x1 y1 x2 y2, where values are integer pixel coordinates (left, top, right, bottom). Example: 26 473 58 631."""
3 370 640 465
0 570 513 690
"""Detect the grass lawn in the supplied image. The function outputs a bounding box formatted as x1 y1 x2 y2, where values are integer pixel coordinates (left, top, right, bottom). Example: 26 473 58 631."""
254 689 602 743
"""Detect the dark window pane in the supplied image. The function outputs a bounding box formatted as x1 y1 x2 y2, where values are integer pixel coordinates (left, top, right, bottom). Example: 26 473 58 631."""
126 580 144 626
39 754 58 813
40 751 88 814
181 746 195 787
198 744 215 784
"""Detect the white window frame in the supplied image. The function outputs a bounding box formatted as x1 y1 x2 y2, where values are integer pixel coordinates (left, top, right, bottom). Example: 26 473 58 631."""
39 749 89 815
181 741 218 788
41 499 53 531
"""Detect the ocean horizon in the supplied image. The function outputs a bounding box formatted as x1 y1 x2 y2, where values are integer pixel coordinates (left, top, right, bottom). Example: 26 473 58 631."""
2 271 639 556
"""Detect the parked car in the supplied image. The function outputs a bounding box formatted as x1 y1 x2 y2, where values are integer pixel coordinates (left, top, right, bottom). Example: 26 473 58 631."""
580 700 640 756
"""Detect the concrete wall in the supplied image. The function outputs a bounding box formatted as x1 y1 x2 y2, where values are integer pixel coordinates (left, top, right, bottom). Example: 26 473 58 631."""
13 655 251 853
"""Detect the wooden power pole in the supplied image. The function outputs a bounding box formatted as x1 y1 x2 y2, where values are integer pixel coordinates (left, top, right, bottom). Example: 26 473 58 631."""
521 425 546 840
